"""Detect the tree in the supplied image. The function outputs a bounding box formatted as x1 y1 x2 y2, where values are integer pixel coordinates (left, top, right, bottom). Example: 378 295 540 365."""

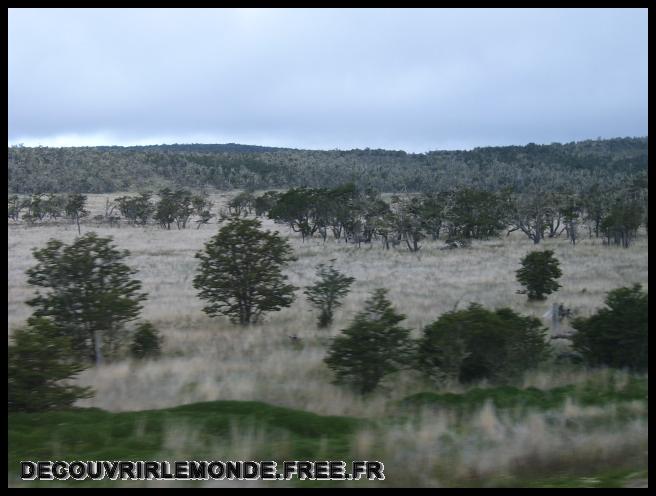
193 216 297 325
65 193 89 234
26 233 147 364
444 188 509 241
305 260 355 328
417 304 550 384
115 192 154 226
600 200 643 248
324 289 413 394
254 191 281 217
8 317 94 412
8 194 23 221
154 188 195 229
192 194 214 229
570 285 647 371
268 187 323 241
130 321 163 359
228 191 255 216
516 250 562 300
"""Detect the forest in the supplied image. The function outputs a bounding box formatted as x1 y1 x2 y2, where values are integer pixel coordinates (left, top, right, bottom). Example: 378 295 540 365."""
7 137 648 194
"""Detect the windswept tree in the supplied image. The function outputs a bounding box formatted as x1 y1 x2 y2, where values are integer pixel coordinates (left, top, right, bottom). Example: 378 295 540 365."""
268 187 324 241
8 194 23 221
65 193 89 234
254 191 281 217
26 233 147 364
192 194 214 229
8 317 94 412
600 199 643 248
305 260 355 328
115 192 155 226
324 289 413 394
389 195 425 252
193 216 298 325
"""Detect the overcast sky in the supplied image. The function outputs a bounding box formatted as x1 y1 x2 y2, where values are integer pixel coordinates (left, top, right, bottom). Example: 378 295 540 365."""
8 8 648 152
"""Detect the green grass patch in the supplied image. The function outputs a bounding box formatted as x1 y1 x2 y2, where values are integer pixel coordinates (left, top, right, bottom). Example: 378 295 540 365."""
9 400 366 485
398 376 648 414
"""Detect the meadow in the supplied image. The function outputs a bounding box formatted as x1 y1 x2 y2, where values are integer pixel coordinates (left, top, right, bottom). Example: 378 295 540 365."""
7 192 649 487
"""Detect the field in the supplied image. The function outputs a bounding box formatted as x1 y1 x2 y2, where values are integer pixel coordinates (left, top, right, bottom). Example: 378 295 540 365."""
7 192 649 487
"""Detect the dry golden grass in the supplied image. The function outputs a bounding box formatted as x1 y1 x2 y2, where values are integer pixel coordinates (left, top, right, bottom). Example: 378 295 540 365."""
7 192 649 416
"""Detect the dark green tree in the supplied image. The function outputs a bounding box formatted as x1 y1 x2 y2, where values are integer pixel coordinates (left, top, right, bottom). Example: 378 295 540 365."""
305 260 355 328
516 250 562 300
193 216 297 325
26 233 147 364
570 284 647 371
417 304 550 384
324 289 413 394
8 317 94 412
130 322 163 359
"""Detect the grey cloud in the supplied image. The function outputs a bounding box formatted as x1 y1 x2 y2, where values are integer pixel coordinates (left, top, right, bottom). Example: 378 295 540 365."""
8 8 648 151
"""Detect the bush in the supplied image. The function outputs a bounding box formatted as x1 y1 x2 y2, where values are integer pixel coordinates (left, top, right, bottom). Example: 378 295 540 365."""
417 304 551 384
130 322 163 359
8 318 94 412
324 289 413 394
571 284 647 371
516 250 562 300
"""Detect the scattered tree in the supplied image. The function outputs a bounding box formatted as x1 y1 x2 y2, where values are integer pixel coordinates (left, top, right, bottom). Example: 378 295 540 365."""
305 260 355 328
193 216 297 325
26 233 147 364
516 250 562 300
324 289 413 394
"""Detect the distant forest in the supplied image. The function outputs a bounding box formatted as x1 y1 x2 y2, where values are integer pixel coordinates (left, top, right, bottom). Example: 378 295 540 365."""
7 137 647 194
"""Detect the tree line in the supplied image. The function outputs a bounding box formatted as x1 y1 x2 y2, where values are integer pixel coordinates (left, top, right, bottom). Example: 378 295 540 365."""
257 178 647 249
9 174 647 249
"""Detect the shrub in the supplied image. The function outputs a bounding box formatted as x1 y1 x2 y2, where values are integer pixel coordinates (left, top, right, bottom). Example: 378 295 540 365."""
130 322 163 359
571 284 647 371
417 304 551 384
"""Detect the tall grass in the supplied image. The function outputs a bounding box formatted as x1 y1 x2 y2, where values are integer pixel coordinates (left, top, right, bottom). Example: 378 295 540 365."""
7 192 648 487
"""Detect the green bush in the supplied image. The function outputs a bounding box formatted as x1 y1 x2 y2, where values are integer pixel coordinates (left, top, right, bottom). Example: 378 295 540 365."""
417 304 551 384
571 284 647 371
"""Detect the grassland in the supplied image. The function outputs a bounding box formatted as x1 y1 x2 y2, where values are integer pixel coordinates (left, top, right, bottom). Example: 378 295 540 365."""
7 192 649 487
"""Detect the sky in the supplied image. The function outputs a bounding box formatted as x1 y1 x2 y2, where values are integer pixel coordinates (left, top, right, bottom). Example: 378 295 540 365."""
8 8 648 152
